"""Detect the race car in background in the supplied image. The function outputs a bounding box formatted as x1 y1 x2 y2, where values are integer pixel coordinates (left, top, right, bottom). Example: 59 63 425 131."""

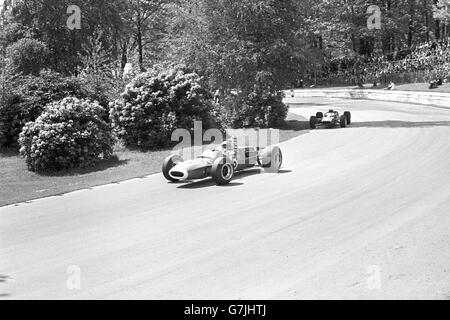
310 109 351 129
162 139 283 185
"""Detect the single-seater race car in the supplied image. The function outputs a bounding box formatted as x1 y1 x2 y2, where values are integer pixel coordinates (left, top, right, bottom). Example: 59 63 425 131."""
162 139 283 185
310 109 351 129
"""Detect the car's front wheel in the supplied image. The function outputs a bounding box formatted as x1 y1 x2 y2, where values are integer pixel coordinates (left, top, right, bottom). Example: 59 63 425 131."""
344 111 351 124
310 116 317 129
162 154 183 182
339 115 347 128
211 156 234 185
259 146 283 173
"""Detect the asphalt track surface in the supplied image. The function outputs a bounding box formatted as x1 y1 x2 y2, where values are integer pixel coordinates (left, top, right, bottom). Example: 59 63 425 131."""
1 97 450 299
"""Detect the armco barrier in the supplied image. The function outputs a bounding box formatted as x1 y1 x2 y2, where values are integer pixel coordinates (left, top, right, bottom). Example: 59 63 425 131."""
286 89 450 108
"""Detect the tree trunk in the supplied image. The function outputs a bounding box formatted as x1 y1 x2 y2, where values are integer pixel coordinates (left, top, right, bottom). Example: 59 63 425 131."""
121 42 128 70
72 32 78 77
423 0 429 42
408 2 414 47
137 16 144 72
435 20 441 40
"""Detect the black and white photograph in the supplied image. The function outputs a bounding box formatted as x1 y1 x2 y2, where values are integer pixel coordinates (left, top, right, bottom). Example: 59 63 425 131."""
0 0 449 305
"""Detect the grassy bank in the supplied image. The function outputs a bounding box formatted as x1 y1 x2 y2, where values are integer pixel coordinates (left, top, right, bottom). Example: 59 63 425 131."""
0 147 173 207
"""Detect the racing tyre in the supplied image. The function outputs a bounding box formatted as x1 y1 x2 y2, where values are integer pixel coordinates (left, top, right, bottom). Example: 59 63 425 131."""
310 116 317 129
344 111 351 124
339 115 347 128
259 146 283 173
211 156 234 185
316 112 323 119
162 154 183 182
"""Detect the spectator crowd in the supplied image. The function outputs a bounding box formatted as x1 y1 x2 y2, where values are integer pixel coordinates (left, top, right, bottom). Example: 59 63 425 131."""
313 41 450 87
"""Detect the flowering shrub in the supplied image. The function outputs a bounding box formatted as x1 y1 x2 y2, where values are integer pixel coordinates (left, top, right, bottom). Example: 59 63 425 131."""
0 70 108 148
19 97 114 172
110 67 226 149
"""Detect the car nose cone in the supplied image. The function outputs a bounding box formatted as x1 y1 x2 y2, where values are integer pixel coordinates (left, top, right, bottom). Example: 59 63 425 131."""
169 164 188 180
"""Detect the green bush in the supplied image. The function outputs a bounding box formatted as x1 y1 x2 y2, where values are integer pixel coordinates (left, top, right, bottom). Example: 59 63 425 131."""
6 38 50 75
110 67 226 149
0 70 107 148
19 97 114 172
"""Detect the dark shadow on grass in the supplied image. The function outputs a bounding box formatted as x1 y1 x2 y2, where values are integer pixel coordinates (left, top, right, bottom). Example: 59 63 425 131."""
281 120 310 131
0 148 19 158
350 120 450 129
37 157 130 177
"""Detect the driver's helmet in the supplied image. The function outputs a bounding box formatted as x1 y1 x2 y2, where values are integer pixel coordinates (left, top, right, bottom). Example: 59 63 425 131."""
328 109 334 113
220 140 232 151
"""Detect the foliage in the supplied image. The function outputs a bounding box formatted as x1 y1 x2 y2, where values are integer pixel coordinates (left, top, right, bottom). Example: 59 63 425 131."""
10 0 125 75
0 22 31 45
0 70 106 148
1 0 449 146
79 29 121 107
120 0 168 71
167 0 308 92
434 0 450 24
225 72 288 128
110 67 225 149
6 38 49 75
19 97 114 172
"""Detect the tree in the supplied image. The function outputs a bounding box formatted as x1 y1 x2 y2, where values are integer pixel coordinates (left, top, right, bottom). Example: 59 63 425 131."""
79 29 120 106
11 0 125 75
120 0 167 72
434 0 450 38
167 0 310 92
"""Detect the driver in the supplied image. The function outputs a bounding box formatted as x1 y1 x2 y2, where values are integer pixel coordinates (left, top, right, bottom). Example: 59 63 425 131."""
209 140 231 155
220 140 232 152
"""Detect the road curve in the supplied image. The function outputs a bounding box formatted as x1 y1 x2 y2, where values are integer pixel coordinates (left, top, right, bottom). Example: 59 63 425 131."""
1 97 450 299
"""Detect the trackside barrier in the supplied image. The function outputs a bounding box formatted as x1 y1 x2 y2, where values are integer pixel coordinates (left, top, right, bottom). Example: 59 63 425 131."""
285 89 450 109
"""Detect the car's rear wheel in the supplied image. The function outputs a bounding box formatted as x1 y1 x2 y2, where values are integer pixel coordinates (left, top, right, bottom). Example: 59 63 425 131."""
344 111 351 124
259 146 283 173
310 116 317 129
162 155 183 182
339 115 347 128
211 156 234 185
